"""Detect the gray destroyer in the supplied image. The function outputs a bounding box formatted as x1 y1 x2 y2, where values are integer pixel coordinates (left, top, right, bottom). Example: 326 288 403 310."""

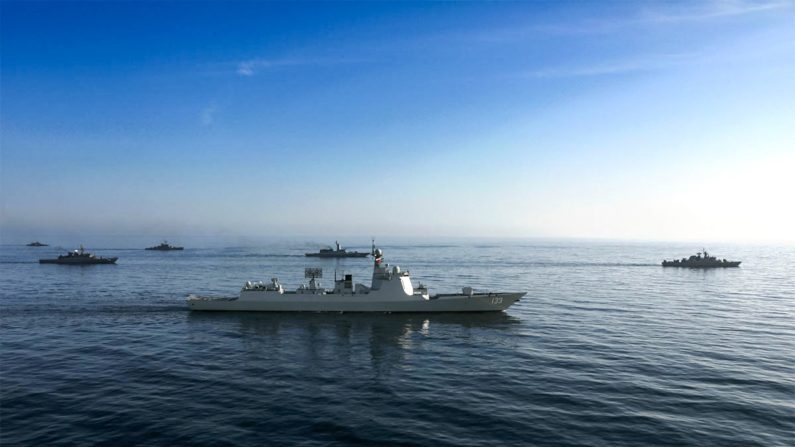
146 241 184 251
189 248 524 312
39 246 118 265
305 241 370 258
662 249 740 268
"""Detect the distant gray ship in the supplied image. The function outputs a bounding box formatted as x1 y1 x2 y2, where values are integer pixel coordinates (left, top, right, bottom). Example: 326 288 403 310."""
662 249 740 268
39 245 118 265
26 241 48 247
305 241 370 258
146 241 184 251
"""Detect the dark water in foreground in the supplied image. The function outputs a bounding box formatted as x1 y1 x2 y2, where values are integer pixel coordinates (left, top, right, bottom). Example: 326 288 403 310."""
1 241 793 446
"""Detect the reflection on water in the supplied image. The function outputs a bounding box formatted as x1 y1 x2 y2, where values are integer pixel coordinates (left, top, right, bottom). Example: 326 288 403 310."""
186 312 521 371
188 311 520 338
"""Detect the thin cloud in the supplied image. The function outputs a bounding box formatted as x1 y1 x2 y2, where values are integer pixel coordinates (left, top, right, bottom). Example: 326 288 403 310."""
640 0 790 24
517 53 698 79
235 56 366 76
236 58 306 76
439 0 791 44
200 104 216 126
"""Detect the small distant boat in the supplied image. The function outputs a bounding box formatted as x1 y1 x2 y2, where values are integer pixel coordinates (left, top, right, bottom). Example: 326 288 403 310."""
26 241 48 247
305 240 370 258
39 245 118 265
662 249 740 268
145 241 184 251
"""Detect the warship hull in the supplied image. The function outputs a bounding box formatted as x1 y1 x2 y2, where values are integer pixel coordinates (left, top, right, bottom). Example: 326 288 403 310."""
39 257 118 265
188 292 523 313
662 261 741 268
305 252 369 258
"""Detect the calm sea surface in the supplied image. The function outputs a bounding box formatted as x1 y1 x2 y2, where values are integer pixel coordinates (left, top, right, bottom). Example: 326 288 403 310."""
1 241 793 446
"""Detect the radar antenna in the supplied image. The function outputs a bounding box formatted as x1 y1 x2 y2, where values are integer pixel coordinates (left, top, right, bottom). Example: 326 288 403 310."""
305 268 323 279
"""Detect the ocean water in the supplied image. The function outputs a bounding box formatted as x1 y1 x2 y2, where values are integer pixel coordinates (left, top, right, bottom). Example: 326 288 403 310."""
1 241 793 446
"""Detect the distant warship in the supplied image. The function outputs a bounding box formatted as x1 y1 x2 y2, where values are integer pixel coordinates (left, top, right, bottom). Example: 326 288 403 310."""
145 241 184 251
662 249 740 268
39 246 118 265
305 241 370 258
26 241 48 247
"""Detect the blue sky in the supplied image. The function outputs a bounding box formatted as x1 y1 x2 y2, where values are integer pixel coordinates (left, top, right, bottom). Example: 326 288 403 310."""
1 1 794 245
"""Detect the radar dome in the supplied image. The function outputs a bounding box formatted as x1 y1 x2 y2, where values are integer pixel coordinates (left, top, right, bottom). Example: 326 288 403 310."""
375 248 383 257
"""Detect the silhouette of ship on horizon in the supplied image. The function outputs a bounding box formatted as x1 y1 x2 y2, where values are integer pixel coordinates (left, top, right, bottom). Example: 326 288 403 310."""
305 241 371 258
39 245 118 265
662 249 740 268
145 241 184 251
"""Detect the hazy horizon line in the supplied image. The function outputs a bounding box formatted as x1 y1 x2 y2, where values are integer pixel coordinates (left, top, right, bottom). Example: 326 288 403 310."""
2 234 793 249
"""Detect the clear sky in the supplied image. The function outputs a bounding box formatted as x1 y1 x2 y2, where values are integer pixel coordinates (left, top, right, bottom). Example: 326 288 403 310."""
1 1 794 246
